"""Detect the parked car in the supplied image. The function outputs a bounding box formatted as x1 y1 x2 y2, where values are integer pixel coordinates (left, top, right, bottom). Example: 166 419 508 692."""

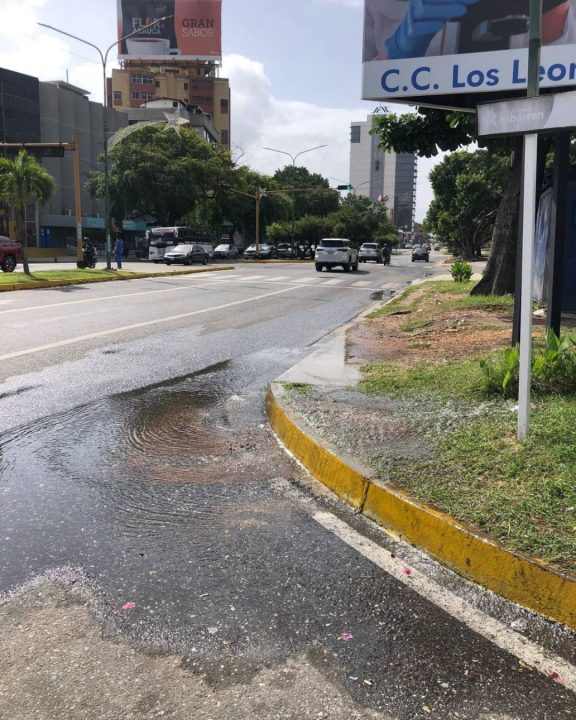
197 243 215 260
164 244 209 266
315 238 359 272
244 244 278 259
359 243 383 264
412 244 430 262
213 243 239 260
276 243 294 258
0 237 22 273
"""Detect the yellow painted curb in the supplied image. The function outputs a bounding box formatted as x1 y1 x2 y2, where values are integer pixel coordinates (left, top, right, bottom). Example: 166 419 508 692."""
265 386 369 511
0 265 233 293
266 383 576 630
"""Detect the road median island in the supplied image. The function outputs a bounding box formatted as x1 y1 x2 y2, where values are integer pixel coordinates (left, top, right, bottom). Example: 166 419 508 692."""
0 265 233 292
267 280 576 630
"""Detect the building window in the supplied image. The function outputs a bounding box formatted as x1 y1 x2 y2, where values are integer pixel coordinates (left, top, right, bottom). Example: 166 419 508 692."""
131 74 153 86
221 129 229 145
220 98 229 114
113 91 122 105
132 91 140 100
350 126 361 143
155 80 160 88
184 83 189 91
131 91 154 101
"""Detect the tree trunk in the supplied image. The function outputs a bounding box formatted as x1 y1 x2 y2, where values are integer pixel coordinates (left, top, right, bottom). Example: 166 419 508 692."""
471 138 523 296
16 206 31 275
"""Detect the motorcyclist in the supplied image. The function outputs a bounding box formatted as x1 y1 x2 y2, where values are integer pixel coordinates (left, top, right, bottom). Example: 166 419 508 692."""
82 238 97 269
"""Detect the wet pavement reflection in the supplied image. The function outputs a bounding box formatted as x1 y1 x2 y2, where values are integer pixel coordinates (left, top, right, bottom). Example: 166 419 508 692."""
1 360 576 718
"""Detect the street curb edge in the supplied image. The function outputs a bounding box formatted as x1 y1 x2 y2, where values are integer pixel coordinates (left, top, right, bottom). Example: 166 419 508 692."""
0 265 234 293
266 383 576 631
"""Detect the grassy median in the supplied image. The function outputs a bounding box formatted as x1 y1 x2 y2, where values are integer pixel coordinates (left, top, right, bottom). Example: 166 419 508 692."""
0 266 224 288
360 281 576 573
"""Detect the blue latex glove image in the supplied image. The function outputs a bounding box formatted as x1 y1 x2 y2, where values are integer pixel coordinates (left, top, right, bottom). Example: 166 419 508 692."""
385 0 480 59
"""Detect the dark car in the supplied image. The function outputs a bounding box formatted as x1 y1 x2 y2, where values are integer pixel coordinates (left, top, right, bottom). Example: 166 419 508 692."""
213 243 239 260
359 243 383 264
277 243 294 258
243 244 278 259
164 244 209 266
412 244 430 262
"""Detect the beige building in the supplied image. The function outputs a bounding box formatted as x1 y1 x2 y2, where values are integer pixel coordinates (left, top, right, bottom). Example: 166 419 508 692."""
109 62 230 148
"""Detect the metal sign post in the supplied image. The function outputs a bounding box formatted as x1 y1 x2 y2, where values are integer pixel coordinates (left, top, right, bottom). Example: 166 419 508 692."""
518 0 542 440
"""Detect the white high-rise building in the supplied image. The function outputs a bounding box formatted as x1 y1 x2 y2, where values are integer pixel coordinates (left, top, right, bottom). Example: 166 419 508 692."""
349 114 417 231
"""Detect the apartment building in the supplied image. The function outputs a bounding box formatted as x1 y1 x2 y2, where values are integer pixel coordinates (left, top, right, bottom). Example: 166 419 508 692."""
110 63 231 148
349 114 417 230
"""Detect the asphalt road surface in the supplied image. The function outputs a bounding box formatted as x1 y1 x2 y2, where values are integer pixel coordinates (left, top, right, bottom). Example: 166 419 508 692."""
1 256 575 719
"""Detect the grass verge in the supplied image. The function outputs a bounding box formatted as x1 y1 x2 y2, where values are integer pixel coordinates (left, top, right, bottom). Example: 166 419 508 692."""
360 280 576 573
0 267 220 287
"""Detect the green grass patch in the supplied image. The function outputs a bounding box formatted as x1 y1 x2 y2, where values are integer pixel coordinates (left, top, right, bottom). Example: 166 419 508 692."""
367 281 514 320
282 382 314 395
360 358 487 400
393 396 576 572
0 269 143 285
399 318 433 333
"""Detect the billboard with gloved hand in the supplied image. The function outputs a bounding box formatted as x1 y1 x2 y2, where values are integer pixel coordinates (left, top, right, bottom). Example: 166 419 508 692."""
363 0 576 105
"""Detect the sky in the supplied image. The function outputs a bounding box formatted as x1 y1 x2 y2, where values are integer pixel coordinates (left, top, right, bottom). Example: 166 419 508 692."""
0 0 441 220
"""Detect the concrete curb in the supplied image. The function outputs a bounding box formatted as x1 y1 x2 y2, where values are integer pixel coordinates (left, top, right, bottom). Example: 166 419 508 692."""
0 265 233 293
266 383 576 631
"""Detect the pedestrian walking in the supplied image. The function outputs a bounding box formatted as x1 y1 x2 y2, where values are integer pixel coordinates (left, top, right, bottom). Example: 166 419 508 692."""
113 234 124 270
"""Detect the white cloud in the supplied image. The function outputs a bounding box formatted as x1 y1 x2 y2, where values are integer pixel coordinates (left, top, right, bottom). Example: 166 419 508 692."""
0 2 437 221
0 0 113 103
222 53 436 221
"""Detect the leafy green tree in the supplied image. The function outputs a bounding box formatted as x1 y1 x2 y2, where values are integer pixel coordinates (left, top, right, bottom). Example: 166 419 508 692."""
87 125 234 227
265 220 291 243
273 166 340 223
371 108 529 295
330 196 396 247
425 150 508 260
0 151 55 274
293 214 334 244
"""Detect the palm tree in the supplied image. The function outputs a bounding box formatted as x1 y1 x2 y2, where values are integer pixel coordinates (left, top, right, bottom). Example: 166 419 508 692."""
0 151 55 275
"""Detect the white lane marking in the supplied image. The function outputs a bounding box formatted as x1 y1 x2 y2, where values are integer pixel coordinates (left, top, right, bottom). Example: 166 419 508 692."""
9 309 105 328
294 277 316 283
0 285 300 362
258 276 291 282
352 281 372 287
233 275 267 281
321 278 346 286
313 511 576 693
0 281 236 316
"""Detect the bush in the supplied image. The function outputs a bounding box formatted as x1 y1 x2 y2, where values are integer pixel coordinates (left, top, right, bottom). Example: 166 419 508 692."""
480 329 576 397
451 261 473 282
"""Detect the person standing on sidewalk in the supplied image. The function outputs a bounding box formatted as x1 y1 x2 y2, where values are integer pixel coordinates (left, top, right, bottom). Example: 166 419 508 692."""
113 234 124 271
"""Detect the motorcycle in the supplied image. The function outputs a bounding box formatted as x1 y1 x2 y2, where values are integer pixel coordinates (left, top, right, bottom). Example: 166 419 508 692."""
80 244 97 269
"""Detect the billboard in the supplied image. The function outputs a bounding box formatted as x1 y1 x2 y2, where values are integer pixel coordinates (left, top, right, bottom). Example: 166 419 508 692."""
118 0 222 62
362 0 576 107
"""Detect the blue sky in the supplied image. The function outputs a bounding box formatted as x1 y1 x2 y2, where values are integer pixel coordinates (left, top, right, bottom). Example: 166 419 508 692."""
1 0 437 219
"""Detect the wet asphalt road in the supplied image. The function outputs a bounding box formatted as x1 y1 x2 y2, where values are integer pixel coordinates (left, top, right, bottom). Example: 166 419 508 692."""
1 257 576 719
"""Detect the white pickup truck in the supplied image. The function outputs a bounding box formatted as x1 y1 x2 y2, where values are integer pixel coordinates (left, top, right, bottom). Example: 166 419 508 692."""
315 238 359 273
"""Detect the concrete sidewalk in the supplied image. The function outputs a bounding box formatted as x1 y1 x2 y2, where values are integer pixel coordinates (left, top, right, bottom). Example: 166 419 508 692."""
266 306 576 633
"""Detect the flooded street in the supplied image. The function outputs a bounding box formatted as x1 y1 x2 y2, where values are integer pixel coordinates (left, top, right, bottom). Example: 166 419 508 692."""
1 266 575 719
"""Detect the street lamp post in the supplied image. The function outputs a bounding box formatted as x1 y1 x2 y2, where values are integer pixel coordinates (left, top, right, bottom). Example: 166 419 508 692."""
38 16 172 270
264 145 327 246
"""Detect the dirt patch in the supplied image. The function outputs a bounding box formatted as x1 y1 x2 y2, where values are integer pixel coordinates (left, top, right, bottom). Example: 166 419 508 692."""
348 305 512 366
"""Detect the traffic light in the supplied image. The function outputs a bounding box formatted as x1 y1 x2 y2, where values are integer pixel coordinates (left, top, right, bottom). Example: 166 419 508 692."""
337 184 353 191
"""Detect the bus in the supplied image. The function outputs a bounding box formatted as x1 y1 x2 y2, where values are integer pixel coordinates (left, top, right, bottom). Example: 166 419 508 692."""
146 227 214 263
